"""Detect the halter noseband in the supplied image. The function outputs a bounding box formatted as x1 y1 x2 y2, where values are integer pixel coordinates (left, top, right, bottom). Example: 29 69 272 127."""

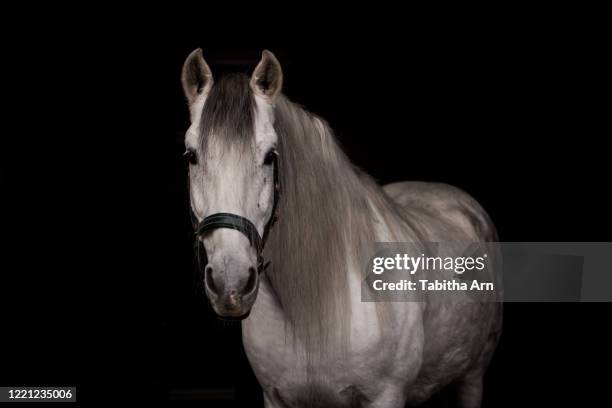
191 153 280 274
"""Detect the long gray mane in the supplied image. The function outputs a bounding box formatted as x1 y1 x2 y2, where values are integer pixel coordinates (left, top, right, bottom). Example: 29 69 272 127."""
265 94 424 356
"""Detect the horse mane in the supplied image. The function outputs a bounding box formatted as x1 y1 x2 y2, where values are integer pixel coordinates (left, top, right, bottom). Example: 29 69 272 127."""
265 95 422 358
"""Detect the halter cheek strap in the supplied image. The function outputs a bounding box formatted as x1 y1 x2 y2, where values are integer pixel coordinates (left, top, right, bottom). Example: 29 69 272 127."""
191 153 280 274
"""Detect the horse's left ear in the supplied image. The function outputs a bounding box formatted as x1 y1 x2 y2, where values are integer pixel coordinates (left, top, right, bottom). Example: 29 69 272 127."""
250 50 283 100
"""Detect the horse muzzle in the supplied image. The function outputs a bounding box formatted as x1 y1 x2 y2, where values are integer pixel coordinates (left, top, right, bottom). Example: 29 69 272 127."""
203 262 259 319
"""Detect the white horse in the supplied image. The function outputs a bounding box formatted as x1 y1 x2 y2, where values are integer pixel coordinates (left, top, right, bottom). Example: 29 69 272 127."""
181 49 502 407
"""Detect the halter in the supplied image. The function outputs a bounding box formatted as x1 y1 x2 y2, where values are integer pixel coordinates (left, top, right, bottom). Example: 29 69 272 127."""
190 153 280 275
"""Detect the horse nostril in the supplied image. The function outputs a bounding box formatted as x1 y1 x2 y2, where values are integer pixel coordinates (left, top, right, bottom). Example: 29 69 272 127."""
204 265 219 295
244 266 257 294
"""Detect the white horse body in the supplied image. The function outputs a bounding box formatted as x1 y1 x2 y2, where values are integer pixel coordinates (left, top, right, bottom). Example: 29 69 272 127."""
180 49 502 407
243 182 501 407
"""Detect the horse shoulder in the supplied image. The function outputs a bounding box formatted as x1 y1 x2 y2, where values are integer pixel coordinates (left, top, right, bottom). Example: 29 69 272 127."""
383 181 497 241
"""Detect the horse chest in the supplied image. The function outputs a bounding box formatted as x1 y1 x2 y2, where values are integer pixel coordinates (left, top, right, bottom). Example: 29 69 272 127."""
242 282 424 405
243 320 397 405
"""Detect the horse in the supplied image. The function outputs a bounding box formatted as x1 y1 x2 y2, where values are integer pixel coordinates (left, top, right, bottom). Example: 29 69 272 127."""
180 49 502 407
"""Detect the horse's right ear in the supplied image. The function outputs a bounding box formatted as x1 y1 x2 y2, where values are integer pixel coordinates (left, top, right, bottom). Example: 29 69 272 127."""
181 49 213 104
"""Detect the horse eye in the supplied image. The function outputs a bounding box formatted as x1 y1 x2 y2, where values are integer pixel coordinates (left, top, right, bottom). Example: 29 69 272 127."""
183 149 197 165
263 150 277 166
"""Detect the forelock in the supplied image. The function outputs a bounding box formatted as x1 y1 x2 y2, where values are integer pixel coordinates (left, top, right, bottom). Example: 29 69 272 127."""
199 73 255 153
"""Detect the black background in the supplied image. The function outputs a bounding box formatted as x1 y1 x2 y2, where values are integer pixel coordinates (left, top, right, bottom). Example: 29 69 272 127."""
2 12 610 407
